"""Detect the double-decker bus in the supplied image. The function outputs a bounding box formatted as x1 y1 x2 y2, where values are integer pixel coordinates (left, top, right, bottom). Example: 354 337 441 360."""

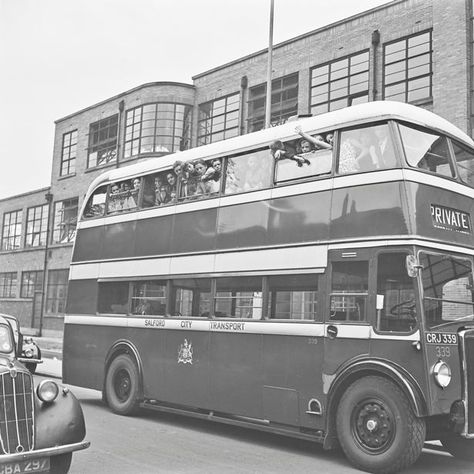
63 101 474 473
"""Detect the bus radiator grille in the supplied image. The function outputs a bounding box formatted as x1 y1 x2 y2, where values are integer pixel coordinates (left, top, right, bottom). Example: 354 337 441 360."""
0 370 34 454
465 331 474 435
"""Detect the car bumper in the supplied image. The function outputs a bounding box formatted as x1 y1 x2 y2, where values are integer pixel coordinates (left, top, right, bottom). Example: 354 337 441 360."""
0 440 90 463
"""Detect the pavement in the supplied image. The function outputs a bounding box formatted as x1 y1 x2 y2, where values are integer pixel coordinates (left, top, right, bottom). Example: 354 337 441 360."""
30 335 63 379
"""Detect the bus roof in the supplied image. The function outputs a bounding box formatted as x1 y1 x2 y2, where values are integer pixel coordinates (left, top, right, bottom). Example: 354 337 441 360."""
86 100 474 192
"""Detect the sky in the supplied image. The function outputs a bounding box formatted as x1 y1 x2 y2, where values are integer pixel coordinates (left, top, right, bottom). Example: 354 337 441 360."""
0 0 392 200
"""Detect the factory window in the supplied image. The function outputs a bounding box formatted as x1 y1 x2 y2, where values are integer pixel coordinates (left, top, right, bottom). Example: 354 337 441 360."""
25 204 48 247
45 269 69 314
60 130 77 176
20 271 43 298
0 272 17 298
1 209 22 251
87 115 118 168
52 198 78 243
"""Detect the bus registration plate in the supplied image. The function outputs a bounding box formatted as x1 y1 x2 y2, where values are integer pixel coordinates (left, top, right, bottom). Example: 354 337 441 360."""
0 457 50 474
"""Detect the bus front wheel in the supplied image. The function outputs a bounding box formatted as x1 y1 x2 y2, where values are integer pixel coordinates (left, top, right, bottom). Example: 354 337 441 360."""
105 354 140 415
336 376 425 474
441 434 474 461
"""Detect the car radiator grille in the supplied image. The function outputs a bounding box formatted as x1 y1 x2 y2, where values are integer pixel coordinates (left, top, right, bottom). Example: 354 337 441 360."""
464 330 474 435
0 369 34 454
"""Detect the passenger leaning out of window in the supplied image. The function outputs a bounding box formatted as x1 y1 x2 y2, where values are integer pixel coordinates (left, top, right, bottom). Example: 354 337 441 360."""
269 140 310 167
295 125 332 155
202 158 222 193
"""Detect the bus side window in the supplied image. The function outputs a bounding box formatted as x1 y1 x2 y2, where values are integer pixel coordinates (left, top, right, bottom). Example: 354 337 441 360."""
337 123 395 175
83 186 107 219
376 253 416 332
224 149 273 195
98 282 129 314
131 281 166 316
267 274 319 320
329 261 368 321
451 140 474 187
172 278 212 317
399 124 454 178
215 276 263 319
107 179 139 214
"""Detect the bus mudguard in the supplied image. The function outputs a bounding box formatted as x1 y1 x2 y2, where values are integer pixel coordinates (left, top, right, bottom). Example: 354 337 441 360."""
322 357 427 450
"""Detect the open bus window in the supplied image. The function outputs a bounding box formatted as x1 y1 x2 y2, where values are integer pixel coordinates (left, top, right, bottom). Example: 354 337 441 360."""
172 278 211 317
215 276 262 319
330 261 368 321
399 124 454 178
267 274 319 320
131 281 166 316
98 282 129 314
376 253 417 332
275 149 332 183
337 124 395 175
107 178 140 214
420 253 474 329
83 186 107 219
224 149 272 194
451 141 474 188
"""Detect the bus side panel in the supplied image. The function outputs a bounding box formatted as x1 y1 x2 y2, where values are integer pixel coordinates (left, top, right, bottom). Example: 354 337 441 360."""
330 182 407 239
216 201 269 249
209 332 262 419
129 326 166 400
171 208 218 254
135 214 174 257
72 225 104 262
63 322 123 390
161 329 211 408
267 191 331 245
407 182 474 249
262 332 325 430
102 220 137 260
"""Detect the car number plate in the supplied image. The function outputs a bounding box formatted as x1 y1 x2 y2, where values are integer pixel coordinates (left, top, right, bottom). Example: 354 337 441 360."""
0 457 50 474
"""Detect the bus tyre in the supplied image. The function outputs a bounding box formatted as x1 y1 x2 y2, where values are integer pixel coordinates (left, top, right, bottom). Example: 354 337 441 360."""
105 354 140 416
441 434 474 461
49 453 72 474
336 376 425 474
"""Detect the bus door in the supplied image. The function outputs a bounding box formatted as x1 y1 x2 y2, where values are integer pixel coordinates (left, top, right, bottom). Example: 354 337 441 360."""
324 250 372 378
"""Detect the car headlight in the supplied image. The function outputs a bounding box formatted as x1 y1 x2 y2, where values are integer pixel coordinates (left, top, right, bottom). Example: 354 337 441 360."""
433 360 451 388
37 380 59 403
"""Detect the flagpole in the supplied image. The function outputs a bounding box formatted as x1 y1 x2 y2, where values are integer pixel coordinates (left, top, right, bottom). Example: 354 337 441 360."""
264 0 274 128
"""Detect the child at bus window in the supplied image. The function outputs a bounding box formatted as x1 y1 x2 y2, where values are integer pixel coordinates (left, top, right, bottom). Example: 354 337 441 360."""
166 172 177 202
269 140 310 167
182 160 198 197
325 133 334 146
295 125 332 153
121 181 137 210
193 159 209 196
108 183 122 213
202 158 222 193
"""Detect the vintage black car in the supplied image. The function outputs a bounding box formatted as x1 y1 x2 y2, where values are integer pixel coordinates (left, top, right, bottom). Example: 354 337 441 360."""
2 314 42 373
0 314 89 473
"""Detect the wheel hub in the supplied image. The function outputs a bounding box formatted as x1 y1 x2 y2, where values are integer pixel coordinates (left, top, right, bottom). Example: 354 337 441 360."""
353 400 394 453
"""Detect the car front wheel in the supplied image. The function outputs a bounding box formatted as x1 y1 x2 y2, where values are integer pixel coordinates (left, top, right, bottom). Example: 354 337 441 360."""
336 375 426 474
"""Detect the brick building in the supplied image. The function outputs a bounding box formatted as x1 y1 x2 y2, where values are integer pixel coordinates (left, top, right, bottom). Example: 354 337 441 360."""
1 0 473 335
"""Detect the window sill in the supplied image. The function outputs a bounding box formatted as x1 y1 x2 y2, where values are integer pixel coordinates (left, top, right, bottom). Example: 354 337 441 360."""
408 97 433 107
58 173 76 181
85 162 117 174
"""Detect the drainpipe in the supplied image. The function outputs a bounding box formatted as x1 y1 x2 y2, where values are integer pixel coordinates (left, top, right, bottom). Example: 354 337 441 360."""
240 75 248 135
38 191 53 337
116 100 125 168
371 30 381 101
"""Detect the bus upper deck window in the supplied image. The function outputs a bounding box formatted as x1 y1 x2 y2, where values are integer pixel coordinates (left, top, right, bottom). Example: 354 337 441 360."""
451 141 474 188
337 124 395 175
107 179 139 214
83 186 107 219
399 124 454 178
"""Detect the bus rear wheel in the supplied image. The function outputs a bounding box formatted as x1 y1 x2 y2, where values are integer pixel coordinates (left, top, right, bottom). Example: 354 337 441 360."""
336 376 425 474
441 434 474 461
105 354 140 415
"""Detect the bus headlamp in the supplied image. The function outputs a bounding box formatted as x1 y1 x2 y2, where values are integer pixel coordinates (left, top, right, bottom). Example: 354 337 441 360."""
37 380 59 403
433 361 451 388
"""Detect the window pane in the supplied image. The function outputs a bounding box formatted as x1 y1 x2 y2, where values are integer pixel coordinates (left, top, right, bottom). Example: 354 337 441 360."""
452 141 474 187
215 276 262 319
131 281 166 316
173 278 212 317
98 282 129 314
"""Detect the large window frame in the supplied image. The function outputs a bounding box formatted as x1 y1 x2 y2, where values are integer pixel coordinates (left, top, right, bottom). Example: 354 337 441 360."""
198 93 240 145
52 198 79 244
60 130 77 176
0 272 17 298
310 50 370 116
248 73 299 132
1 209 22 251
124 102 192 159
383 30 432 103
25 204 48 248
87 115 118 168
45 269 69 315
20 270 43 299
